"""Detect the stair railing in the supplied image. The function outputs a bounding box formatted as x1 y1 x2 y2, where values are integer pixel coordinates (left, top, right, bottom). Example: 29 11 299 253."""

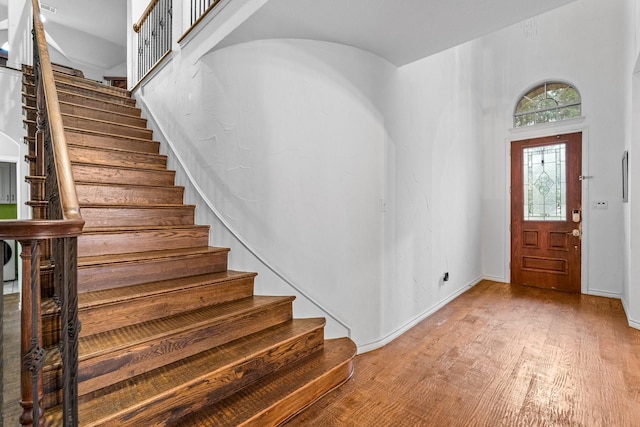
133 0 173 83
0 1 83 425
188 0 222 28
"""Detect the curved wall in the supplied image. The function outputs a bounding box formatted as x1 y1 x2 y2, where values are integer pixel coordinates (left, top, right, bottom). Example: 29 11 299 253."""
136 36 486 350
138 39 395 345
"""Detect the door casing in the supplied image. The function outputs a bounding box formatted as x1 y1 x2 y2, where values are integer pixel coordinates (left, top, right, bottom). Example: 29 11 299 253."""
505 120 588 293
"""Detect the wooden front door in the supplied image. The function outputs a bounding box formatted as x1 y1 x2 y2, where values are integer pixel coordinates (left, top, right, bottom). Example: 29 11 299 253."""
511 132 582 292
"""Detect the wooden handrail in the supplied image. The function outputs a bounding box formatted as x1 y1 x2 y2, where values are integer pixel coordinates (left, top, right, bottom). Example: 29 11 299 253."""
133 0 162 33
31 0 82 221
0 220 85 241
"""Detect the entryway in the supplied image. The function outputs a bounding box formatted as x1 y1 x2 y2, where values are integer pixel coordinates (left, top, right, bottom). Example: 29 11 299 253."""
510 132 582 292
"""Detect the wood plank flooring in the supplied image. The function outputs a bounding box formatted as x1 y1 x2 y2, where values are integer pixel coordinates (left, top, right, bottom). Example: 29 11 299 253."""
4 281 640 426
2 293 21 426
285 281 640 427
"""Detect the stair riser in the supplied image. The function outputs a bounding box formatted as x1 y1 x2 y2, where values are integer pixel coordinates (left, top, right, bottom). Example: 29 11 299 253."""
68 146 167 170
23 81 135 106
65 131 160 154
78 251 229 293
24 102 144 127
63 115 153 140
71 164 175 187
80 206 195 228
76 184 183 205
78 276 255 336
85 325 324 427
78 227 209 257
245 360 354 427
61 103 147 127
53 74 130 98
57 92 142 117
77 301 295 397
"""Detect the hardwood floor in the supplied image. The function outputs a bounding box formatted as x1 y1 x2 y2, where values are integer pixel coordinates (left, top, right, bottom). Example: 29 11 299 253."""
285 281 640 427
2 293 21 426
4 281 640 426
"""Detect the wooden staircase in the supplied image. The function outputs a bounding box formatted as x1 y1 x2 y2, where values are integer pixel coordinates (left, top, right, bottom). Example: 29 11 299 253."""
22 69 356 426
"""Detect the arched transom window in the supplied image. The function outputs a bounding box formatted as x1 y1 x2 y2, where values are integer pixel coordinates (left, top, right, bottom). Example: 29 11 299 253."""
514 82 581 127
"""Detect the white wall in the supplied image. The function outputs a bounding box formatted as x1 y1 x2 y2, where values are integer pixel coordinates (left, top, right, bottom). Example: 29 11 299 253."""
624 0 640 328
132 0 638 348
0 66 28 220
138 39 392 345
376 43 484 348
44 21 125 82
480 0 627 298
134 32 487 349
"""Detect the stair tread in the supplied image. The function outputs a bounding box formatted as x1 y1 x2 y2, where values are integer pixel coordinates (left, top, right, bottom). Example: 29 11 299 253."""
71 161 174 174
82 224 209 233
59 101 146 121
68 141 166 158
63 112 151 132
54 74 131 97
65 126 157 145
48 318 325 426
78 270 257 308
78 295 296 359
56 91 142 115
178 337 356 426
75 181 182 190
78 246 229 266
55 80 134 101
80 202 195 208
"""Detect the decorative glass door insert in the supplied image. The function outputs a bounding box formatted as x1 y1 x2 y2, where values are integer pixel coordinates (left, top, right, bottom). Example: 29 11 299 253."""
523 143 566 221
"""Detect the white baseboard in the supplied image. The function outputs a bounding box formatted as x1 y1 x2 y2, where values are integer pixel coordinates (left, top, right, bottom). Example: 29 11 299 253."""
586 289 622 299
621 297 640 330
482 275 508 283
357 276 483 354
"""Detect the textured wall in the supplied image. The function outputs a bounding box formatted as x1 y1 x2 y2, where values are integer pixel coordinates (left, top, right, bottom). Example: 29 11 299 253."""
479 0 627 299
136 37 486 349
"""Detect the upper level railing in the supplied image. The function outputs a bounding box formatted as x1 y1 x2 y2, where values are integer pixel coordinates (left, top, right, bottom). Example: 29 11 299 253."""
132 0 229 86
188 0 222 27
133 0 173 82
0 1 83 425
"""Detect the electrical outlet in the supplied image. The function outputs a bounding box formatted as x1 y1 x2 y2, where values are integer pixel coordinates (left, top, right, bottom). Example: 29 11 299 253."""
592 201 608 209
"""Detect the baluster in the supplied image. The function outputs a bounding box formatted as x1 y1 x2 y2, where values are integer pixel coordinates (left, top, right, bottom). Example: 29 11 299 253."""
192 0 196 26
145 18 150 75
167 0 173 55
60 237 79 427
19 240 45 427
152 3 157 64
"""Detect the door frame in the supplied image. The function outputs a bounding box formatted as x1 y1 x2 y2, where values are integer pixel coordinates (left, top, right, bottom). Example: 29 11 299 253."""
505 118 589 294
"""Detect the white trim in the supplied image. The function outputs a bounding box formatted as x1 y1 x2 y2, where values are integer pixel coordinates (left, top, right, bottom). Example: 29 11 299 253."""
586 289 621 299
483 275 508 283
357 277 483 354
508 116 586 135
504 121 590 293
621 297 640 330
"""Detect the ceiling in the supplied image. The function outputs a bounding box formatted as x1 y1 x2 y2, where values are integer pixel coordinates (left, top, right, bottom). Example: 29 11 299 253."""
217 0 579 66
0 0 126 47
2 0 578 67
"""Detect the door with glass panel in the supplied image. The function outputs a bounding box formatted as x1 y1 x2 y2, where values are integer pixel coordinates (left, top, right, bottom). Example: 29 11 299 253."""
511 132 582 292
